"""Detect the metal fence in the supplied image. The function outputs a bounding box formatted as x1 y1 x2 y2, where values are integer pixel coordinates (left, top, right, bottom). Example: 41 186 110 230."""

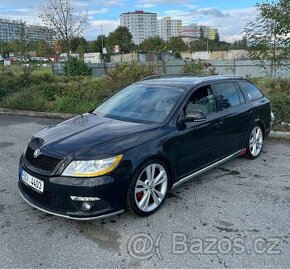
52 60 290 78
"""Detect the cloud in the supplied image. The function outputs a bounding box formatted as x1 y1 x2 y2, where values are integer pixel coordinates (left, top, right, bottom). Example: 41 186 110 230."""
88 8 109 15
86 19 119 39
136 2 156 8
147 0 188 3
161 7 258 42
101 0 128 7
196 8 228 18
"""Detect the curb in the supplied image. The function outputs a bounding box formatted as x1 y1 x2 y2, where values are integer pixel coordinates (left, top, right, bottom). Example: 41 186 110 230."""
0 108 74 120
268 131 290 141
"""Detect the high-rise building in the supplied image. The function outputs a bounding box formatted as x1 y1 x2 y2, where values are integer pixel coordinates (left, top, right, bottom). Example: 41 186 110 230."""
157 17 182 41
0 18 54 44
120 10 157 45
209 28 218 40
182 23 218 40
182 23 200 39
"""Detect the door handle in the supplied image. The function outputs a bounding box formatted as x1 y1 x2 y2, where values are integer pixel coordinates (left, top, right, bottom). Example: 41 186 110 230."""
213 120 223 127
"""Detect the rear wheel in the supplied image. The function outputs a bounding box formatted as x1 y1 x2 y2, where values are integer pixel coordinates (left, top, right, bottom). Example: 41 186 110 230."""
246 124 264 159
127 160 169 216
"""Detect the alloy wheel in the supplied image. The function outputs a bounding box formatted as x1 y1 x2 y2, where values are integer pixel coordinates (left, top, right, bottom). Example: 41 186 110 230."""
134 163 168 213
249 126 263 157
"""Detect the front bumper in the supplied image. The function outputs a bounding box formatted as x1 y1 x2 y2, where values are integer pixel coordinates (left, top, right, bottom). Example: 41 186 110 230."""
18 162 129 220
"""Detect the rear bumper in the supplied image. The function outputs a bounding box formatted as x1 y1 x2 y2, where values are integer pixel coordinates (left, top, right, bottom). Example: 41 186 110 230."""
18 162 129 220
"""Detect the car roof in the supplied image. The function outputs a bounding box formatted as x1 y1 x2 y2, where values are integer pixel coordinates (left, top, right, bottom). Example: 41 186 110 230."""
137 75 246 89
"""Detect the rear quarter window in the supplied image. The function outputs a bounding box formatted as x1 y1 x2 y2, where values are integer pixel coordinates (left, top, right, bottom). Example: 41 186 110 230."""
237 81 263 101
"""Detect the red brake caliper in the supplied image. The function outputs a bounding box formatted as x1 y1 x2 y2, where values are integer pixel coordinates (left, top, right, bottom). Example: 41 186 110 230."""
136 192 143 201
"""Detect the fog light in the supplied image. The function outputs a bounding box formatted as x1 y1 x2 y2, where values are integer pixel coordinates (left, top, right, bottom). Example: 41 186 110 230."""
70 196 100 201
81 202 92 211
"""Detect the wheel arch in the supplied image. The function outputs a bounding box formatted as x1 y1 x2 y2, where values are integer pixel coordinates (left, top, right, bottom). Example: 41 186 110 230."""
254 119 266 137
134 154 175 190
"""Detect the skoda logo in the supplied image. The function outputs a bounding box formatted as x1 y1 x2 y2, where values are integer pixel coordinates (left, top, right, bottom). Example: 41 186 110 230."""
33 149 42 158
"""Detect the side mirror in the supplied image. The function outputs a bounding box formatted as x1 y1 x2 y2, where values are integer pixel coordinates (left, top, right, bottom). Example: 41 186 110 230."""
183 110 206 123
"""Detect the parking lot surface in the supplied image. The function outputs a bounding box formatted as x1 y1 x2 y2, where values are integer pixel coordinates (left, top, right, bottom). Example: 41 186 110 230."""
0 114 289 268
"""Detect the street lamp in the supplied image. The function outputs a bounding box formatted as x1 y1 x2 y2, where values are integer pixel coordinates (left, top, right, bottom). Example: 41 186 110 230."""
100 25 104 53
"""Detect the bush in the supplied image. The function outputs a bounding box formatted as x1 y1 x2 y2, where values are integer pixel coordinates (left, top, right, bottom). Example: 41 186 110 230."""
252 78 290 124
0 88 50 111
183 60 217 75
107 62 155 89
64 57 92 76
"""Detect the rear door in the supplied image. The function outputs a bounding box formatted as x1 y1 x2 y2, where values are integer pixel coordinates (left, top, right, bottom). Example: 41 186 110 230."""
212 81 252 156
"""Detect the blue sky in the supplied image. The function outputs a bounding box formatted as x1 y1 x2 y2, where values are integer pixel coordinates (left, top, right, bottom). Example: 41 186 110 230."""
0 0 260 42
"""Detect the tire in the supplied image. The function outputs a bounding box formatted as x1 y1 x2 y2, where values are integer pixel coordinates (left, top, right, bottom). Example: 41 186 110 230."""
246 124 264 159
127 159 169 217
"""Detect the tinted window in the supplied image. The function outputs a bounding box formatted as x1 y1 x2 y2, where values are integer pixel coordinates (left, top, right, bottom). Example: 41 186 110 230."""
94 85 184 123
185 85 217 115
237 81 263 101
213 82 241 109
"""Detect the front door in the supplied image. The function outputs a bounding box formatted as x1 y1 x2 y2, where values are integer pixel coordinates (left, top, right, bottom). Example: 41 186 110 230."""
169 85 225 181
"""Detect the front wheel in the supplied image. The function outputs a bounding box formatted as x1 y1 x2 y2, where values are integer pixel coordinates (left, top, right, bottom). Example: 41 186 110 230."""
246 124 264 159
127 160 169 216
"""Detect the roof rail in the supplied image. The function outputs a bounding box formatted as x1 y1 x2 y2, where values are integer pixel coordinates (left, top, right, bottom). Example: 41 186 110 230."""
141 73 202 81
141 74 244 81
213 75 244 79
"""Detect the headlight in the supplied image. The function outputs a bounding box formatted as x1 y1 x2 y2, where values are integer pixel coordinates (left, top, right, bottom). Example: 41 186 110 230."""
62 155 123 177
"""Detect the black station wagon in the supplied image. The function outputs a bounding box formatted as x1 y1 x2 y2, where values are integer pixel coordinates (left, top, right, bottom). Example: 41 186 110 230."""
19 75 271 219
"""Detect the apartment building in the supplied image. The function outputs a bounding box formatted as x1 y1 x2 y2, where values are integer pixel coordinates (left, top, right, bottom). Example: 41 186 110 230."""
120 10 157 45
0 18 54 43
157 17 182 41
182 23 218 40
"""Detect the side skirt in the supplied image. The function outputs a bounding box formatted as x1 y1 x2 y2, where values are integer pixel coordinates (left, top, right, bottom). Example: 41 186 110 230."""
172 149 245 190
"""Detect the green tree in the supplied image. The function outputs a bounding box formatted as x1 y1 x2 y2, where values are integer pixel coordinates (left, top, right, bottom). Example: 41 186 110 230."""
261 0 290 41
70 37 88 53
214 33 220 43
244 1 290 78
64 57 91 76
167 37 187 52
91 35 105 52
199 28 204 40
140 36 167 52
106 26 134 53
231 36 248 50
14 22 30 60
35 40 53 56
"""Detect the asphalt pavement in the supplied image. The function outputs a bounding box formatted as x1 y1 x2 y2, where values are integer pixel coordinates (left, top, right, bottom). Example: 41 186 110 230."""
0 114 289 268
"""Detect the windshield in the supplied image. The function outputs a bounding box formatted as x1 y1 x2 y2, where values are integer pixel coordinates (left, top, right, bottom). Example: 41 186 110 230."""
94 84 185 123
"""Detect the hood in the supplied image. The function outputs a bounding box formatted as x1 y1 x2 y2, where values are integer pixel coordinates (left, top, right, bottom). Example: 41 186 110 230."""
33 113 157 157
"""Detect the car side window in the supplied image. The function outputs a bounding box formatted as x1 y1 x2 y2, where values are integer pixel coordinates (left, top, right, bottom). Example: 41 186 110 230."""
185 85 217 115
237 81 263 101
213 82 241 109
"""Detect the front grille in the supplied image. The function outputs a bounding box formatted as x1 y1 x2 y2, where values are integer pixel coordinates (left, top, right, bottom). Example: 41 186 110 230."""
20 181 69 212
25 147 62 172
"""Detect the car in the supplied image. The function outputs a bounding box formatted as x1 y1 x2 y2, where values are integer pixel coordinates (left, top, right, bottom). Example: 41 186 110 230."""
5 56 17 62
18 75 272 220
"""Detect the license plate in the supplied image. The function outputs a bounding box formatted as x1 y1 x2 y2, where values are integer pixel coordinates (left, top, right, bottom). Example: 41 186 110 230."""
20 169 44 193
